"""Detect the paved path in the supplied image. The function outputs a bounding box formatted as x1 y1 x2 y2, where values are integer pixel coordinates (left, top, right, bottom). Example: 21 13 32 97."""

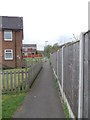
13 61 65 118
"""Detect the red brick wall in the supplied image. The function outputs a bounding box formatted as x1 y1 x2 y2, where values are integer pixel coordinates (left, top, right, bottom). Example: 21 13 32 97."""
2 30 23 68
15 31 23 68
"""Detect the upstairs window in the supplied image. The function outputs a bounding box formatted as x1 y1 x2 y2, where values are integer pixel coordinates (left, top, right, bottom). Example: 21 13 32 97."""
4 49 13 60
4 31 12 41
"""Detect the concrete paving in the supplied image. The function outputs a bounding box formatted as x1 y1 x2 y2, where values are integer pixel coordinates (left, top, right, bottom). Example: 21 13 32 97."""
13 61 65 118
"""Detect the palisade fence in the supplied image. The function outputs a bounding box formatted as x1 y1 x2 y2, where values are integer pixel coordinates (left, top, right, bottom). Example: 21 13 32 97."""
1 59 42 94
50 31 90 118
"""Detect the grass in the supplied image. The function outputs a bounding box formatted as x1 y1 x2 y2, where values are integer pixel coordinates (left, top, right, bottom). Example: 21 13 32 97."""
63 102 70 119
54 78 70 119
54 78 61 96
23 57 42 62
2 93 26 118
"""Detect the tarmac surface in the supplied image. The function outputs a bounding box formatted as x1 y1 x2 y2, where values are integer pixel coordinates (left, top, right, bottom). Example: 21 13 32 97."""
13 61 65 118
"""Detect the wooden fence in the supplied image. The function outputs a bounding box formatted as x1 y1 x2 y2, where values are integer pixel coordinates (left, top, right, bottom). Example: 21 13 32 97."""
23 54 42 58
50 31 90 118
1 61 42 94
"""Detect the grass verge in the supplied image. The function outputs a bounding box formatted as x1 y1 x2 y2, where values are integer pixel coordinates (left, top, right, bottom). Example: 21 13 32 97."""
63 102 70 119
2 93 26 118
54 78 70 119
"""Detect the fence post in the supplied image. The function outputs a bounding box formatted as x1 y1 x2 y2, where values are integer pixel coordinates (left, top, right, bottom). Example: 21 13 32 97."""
6 71 9 93
83 32 89 118
61 46 64 96
78 33 84 118
57 50 59 78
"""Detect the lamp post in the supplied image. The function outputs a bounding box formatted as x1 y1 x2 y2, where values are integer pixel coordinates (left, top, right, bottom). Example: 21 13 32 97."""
44 41 48 61
45 41 48 46
45 41 48 56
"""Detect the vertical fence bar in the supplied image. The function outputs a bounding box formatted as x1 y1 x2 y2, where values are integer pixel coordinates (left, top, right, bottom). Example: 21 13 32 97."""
62 46 64 96
83 32 89 118
10 71 13 92
24 70 26 91
25 69 28 91
57 50 58 78
22 70 24 91
2 72 5 93
18 71 20 92
14 71 16 92
20 71 23 91
78 33 84 118
6 71 9 93
27 68 30 89
88 31 90 118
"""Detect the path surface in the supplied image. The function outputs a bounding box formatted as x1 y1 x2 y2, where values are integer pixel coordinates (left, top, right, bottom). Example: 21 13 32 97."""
13 61 65 118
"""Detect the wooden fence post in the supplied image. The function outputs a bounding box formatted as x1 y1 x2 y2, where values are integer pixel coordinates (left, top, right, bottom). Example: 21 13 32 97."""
18 71 20 92
10 71 13 92
6 71 9 93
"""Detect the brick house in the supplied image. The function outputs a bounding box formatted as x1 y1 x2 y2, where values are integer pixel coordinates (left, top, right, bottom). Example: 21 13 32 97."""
22 44 37 56
0 16 23 68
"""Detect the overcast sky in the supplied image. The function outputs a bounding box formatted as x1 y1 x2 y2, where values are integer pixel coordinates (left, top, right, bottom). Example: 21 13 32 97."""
0 0 89 50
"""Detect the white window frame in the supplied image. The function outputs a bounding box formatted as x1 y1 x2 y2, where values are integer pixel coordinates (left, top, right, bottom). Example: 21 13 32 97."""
4 49 13 60
24 47 28 51
4 31 12 41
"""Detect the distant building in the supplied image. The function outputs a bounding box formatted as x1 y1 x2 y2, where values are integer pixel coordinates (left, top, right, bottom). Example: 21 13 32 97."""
22 44 37 56
0 16 23 68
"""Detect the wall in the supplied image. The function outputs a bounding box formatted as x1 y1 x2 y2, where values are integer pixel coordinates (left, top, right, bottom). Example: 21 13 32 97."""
2 30 23 68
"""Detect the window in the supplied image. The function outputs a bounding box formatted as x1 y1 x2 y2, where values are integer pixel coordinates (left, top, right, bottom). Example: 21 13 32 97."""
4 49 13 60
24 47 28 51
4 31 12 41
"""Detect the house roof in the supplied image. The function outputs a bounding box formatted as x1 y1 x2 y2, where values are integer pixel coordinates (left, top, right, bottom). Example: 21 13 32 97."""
23 44 37 48
0 16 23 30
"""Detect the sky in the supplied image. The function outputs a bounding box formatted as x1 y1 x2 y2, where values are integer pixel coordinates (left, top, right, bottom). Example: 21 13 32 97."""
0 0 89 50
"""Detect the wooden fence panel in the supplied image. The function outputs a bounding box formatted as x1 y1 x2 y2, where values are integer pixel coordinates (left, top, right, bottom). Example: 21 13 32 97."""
18 71 20 92
1 60 42 94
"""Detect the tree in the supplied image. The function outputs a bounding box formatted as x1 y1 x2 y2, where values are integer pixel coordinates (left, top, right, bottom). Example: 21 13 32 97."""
51 43 60 53
44 43 60 58
36 50 38 54
44 45 52 58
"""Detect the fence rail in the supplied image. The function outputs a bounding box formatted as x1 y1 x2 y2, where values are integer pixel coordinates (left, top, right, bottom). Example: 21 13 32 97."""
50 31 90 118
1 61 42 94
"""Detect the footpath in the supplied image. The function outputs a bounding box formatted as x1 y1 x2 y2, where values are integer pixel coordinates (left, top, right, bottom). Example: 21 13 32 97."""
13 61 65 118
